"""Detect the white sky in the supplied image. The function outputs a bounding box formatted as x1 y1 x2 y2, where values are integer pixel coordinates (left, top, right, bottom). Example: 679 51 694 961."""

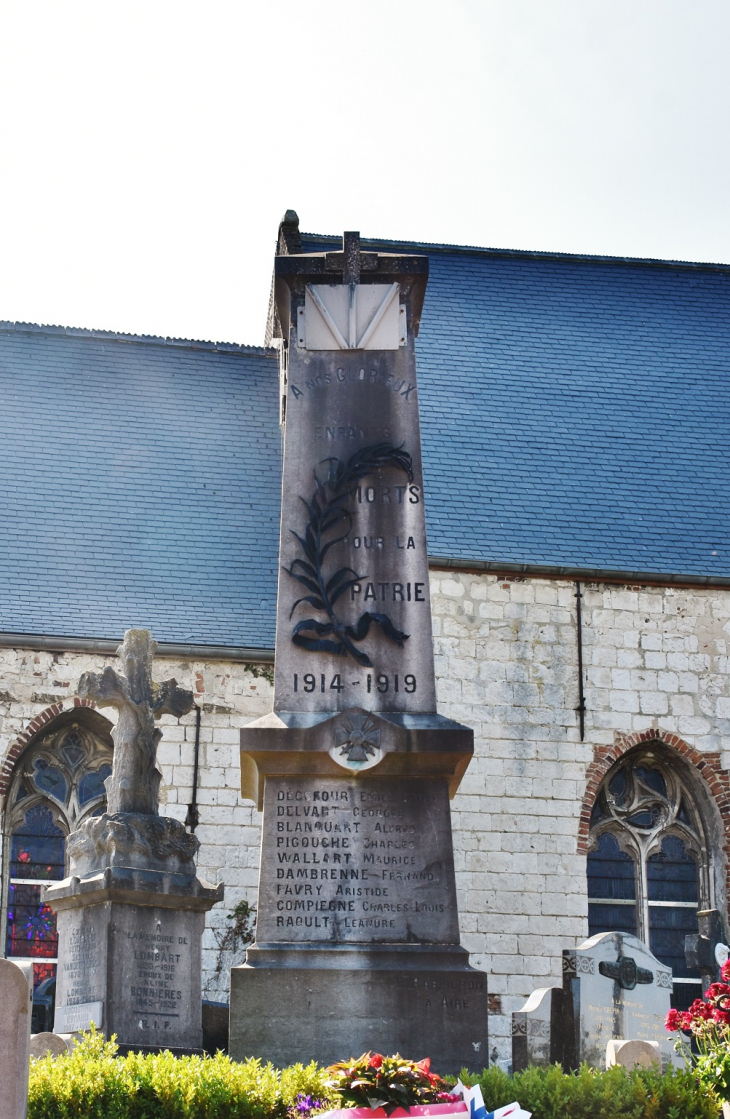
0 0 727 346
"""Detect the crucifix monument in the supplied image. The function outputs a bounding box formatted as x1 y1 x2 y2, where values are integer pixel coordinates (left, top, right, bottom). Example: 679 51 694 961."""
46 629 222 1052
229 216 487 1072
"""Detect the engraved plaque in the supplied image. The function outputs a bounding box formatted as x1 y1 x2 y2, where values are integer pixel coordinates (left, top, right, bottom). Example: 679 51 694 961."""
257 775 458 945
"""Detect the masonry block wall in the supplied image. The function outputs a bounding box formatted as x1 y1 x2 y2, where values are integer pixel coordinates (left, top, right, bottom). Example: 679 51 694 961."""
430 572 730 1060
1 573 730 1057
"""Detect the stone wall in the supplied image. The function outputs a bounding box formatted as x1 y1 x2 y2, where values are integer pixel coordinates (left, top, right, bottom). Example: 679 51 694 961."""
430 571 730 1060
1 572 730 1057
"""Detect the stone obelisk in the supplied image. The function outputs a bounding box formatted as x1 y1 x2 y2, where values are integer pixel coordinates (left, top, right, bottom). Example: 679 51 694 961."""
46 629 222 1052
229 217 488 1072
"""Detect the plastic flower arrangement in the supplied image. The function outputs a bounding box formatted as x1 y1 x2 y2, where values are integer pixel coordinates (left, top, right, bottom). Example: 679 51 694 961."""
325 1053 461 1114
666 960 730 1104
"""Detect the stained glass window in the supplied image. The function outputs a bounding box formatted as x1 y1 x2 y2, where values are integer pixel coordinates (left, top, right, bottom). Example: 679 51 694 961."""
2 716 113 1033
79 765 112 806
587 746 707 1012
31 759 67 803
10 805 65 880
6 882 59 958
587 833 637 937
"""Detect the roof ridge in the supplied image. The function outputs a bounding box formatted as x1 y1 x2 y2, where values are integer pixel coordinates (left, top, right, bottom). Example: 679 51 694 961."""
0 319 273 355
301 232 730 273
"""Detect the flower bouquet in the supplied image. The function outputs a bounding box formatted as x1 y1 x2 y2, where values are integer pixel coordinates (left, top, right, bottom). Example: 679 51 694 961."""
320 1052 466 1119
318 1055 530 1119
666 960 730 1115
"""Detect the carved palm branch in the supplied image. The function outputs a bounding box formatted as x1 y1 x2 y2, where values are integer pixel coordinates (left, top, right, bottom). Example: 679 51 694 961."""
286 443 413 666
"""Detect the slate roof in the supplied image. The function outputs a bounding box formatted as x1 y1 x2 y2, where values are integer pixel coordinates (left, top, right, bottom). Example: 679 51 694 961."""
0 235 729 649
0 326 281 648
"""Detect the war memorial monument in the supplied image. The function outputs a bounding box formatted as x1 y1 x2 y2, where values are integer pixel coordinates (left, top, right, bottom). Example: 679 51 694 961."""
229 226 488 1070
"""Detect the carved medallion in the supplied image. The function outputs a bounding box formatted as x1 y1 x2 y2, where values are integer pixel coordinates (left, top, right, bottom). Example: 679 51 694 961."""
329 713 383 772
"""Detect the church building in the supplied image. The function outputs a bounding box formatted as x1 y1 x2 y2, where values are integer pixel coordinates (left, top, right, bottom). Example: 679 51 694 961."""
0 211 728 1062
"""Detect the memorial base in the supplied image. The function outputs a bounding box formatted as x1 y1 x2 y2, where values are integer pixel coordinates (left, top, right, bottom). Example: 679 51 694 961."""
46 865 222 1051
229 946 488 1073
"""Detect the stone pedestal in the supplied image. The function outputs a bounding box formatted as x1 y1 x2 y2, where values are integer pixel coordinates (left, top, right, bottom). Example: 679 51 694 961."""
231 949 487 1070
46 813 222 1052
230 710 488 1072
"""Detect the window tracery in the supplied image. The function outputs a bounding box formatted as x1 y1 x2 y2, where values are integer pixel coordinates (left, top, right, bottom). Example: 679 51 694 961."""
587 745 710 1011
2 715 113 1031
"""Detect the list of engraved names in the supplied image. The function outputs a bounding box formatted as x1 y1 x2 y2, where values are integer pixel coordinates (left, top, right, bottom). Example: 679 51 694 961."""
258 776 459 944
128 923 190 1030
63 923 101 1006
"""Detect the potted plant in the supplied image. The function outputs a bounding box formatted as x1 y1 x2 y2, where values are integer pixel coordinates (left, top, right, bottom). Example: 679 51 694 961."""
666 961 730 1115
320 1053 466 1119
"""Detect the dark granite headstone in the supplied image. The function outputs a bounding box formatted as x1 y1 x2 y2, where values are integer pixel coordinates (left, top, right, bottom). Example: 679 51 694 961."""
230 217 486 1073
46 630 222 1052
511 986 562 1070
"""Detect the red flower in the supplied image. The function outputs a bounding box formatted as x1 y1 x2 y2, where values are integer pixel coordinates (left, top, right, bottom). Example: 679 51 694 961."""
416 1059 431 1073
666 1009 681 1031
704 983 730 1001
369 1054 383 1069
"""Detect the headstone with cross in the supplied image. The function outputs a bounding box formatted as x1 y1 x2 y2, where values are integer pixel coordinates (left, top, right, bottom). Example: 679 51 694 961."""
513 931 681 1072
563 931 679 1070
231 213 483 1073
45 629 222 1054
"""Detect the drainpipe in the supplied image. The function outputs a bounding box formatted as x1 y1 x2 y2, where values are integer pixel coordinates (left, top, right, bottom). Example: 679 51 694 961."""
185 705 202 832
575 581 586 741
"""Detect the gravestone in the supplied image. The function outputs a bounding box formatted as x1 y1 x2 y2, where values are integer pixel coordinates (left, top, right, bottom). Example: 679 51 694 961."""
0 959 33 1119
513 932 679 1072
563 932 678 1070
513 932 679 1071
45 629 222 1053
29 1032 70 1059
605 1038 661 1070
229 218 486 1073
511 986 562 1070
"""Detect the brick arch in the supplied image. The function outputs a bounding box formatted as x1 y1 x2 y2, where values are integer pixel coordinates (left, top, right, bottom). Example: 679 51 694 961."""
0 697 98 805
578 728 730 913
578 729 730 856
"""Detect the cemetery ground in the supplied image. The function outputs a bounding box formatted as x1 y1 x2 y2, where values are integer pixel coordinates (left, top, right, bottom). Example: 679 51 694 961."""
25 1029 719 1119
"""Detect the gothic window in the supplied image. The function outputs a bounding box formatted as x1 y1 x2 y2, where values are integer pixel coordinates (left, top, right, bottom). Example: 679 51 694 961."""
587 746 710 1012
3 715 113 1031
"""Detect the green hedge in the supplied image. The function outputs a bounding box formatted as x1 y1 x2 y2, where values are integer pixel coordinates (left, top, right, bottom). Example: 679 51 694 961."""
28 1032 718 1119
464 1063 718 1119
28 1031 330 1119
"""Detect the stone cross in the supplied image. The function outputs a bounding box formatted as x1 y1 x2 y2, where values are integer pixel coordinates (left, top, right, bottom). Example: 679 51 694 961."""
599 950 653 990
323 230 378 284
77 629 194 816
686 908 726 990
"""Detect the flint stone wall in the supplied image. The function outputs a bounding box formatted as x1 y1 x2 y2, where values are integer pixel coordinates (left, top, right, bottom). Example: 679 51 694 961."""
0 575 729 1056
